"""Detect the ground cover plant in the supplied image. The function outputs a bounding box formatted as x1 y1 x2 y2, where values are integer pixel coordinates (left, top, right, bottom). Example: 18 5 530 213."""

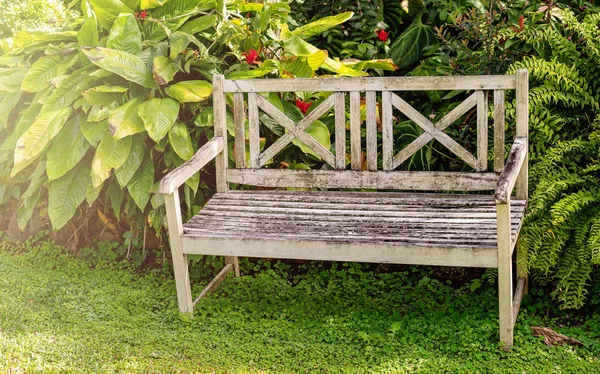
1 235 600 373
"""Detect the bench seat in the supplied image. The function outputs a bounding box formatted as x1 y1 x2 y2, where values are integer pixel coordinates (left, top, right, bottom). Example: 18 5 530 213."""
180 191 526 268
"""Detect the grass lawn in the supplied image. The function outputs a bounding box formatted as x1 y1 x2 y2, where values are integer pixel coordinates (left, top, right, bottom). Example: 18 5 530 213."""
1 236 599 373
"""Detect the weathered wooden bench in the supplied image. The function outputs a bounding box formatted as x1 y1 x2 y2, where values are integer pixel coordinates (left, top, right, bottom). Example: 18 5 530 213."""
159 71 529 349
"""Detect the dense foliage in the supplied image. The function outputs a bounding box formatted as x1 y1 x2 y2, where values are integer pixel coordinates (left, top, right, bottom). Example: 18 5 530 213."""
0 0 394 242
0 0 76 38
2 236 600 372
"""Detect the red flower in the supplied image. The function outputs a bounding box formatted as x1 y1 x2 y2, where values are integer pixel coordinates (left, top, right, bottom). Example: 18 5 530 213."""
518 15 525 31
140 10 147 20
295 99 312 115
376 29 390 42
242 49 259 65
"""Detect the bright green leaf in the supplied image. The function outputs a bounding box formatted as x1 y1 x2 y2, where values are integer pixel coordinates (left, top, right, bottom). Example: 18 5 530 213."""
47 115 91 181
91 133 132 187
291 12 353 39
127 153 154 211
169 123 194 160
12 108 72 177
82 47 157 88
138 98 179 142
292 120 331 159
165 80 212 103
115 134 145 187
81 119 109 147
89 0 134 30
152 56 178 85
109 98 145 139
107 13 142 55
21 55 68 92
48 157 92 230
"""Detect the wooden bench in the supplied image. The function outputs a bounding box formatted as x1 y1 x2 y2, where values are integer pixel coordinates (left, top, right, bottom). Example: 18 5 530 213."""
159 71 529 349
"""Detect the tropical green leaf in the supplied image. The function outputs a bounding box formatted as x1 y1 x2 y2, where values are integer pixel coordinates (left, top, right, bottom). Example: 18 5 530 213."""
127 153 154 210
178 14 217 34
169 31 201 59
138 98 179 142
86 180 104 205
168 123 194 160
21 55 69 92
107 13 142 55
78 16 100 47
91 133 132 187
81 119 109 147
48 157 92 230
115 134 145 187
47 115 91 181
41 66 95 114
225 67 274 79
283 37 328 70
343 59 398 72
165 80 212 103
82 47 157 88
89 0 134 30
152 56 178 86
17 189 42 231
280 58 314 78
141 0 170 10
19 161 46 202
109 98 145 139
321 58 368 77
0 92 23 129
12 108 72 177
107 179 124 220
390 17 437 70
292 120 331 158
291 12 353 39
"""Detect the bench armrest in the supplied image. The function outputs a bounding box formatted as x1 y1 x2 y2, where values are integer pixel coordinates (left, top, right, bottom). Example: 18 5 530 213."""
159 137 224 195
495 137 527 204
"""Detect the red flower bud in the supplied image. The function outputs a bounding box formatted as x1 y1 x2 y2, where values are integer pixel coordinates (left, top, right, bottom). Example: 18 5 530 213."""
295 99 312 115
376 29 390 42
140 10 147 20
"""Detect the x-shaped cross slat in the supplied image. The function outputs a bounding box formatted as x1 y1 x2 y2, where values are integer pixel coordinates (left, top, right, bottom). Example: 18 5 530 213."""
251 93 336 167
391 93 478 169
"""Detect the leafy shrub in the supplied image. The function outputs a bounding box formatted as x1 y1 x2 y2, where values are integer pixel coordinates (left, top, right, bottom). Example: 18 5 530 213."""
0 0 395 241
0 0 75 38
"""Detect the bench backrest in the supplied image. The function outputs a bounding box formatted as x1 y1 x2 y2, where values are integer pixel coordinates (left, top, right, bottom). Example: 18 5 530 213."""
211 71 529 193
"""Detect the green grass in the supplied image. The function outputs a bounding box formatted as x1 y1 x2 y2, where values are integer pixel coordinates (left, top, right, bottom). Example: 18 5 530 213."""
1 236 599 373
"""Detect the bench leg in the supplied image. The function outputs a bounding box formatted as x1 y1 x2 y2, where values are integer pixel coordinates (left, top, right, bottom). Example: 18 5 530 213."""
165 192 194 314
497 203 514 350
516 239 528 296
226 256 240 277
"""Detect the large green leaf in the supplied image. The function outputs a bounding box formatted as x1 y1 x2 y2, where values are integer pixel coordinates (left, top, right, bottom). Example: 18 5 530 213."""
78 16 99 47
48 157 92 230
41 66 94 114
81 119 109 147
89 0 134 30
292 120 331 159
82 47 157 88
165 80 212 103
17 189 42 231
115 134 145 187
283 37 328 70
107 13 142 55
12 108 72 177
91 133 132 187
168 123 194 160
390 17 437 70
178 14 217 34
109 98 145 139
0 91 23 129
138 98 179 142
47 115 91 181
141 0 170 10
21 55 69 92
152 56 178 86
127 153 154 211
107 179 124 220
291 12 353 39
